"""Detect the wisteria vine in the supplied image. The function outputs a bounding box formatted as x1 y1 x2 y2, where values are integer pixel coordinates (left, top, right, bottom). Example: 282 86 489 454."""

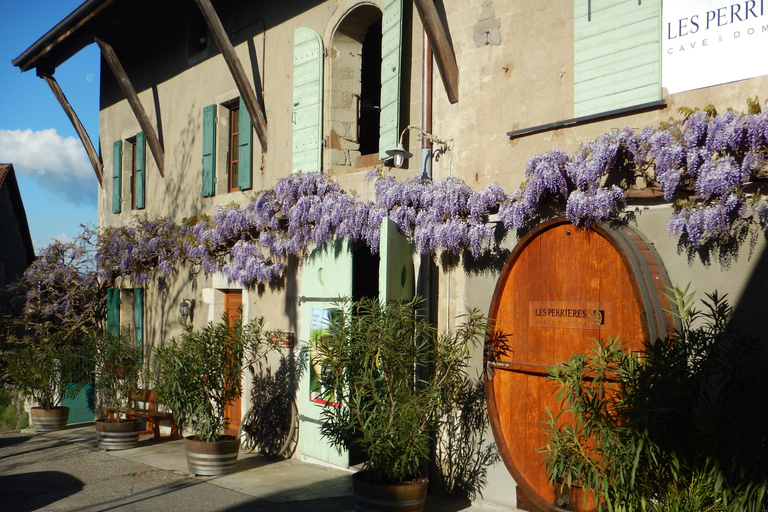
96 101 768 287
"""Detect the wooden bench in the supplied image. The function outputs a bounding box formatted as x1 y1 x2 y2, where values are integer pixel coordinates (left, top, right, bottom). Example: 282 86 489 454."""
103 389 181 441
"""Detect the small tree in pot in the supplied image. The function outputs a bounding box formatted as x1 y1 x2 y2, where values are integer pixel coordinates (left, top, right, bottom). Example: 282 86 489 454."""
313 297 490 510
90 329 145 450
153 313 273 475
5 333 85 431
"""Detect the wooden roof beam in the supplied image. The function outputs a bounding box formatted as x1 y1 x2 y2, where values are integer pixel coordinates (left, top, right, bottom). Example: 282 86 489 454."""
41 73 103 187
95 37 165 177
413 0 459 104
194 0 268 152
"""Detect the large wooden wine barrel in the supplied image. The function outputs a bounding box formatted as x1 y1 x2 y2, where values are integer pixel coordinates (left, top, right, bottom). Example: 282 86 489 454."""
485 218 678 512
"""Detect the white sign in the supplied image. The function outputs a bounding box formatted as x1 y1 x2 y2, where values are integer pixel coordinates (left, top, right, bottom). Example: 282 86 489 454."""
663 0 768 93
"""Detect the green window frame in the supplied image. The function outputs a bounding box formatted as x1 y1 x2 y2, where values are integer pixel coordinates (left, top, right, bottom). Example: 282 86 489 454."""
202 104 217 197
112 141 122 214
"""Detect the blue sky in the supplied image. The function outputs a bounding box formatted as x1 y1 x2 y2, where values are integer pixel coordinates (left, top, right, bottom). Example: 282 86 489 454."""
2 0 99 251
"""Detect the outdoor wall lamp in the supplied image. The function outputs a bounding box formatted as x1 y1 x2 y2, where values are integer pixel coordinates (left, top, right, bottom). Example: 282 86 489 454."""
385 125 451 168
180 298 195 323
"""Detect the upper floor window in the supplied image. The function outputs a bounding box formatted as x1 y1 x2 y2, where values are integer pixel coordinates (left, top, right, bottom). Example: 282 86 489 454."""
321 0 404 173
228 103 240 193
201 98 252 198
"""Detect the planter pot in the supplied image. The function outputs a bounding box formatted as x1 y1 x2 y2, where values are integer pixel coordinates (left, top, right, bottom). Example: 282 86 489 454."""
352 472 429 512
30 406 69 431
184 436 240 476
95 419 141 451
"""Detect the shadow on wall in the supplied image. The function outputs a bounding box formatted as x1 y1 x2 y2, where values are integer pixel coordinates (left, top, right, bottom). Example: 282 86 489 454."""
243 350 305 457
434 374 501 501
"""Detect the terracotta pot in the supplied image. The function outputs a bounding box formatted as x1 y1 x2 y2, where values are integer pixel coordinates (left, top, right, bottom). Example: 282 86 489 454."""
184 436 240 476
352 471 428 512
95 418 141 450
30 406 69 431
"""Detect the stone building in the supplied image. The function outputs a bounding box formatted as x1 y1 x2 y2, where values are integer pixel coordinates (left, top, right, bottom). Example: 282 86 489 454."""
13 1 768 510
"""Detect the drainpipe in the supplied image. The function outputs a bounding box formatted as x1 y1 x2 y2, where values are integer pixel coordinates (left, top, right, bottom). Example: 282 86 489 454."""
418 29 434 324
417 26 436 481
421 30 433 181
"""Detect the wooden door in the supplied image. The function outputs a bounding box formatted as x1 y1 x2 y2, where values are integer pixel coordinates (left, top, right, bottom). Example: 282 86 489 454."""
223 291 242 437
485 218 676 511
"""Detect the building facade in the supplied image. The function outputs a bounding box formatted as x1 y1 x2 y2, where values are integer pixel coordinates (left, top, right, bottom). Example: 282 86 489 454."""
14 1 768 510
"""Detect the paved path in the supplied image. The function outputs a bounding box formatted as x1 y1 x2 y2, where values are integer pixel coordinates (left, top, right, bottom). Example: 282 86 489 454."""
0 425 488 511
0 428 353 511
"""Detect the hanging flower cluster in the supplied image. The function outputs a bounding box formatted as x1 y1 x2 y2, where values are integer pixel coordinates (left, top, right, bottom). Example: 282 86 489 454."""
499 105 768 252
184 172 384 286
96 218 184 286
374 174 505 257
94 102 768 287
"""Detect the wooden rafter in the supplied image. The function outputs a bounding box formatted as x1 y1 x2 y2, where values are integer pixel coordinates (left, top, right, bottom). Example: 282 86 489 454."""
413 0 459 104
194 0 268 152
95 37 165 177
42 74 103 187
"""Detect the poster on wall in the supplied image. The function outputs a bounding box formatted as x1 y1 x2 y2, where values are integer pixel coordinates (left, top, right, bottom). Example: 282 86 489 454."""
308 307 340 407
663 0 768 93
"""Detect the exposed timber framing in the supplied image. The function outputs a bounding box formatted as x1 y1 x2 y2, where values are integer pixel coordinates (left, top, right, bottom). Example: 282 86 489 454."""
194 0 268 152
413 0 459 104
95 37 165 177
42 74 103 187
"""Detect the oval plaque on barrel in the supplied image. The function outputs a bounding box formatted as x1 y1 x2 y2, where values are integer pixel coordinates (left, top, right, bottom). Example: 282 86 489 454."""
485 218 678 512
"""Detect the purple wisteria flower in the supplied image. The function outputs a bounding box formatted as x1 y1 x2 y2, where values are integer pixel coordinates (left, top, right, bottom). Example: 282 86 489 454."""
565 186 625 227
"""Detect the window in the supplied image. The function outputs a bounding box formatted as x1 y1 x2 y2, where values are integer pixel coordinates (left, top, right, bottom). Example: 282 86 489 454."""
201 98 252 196
106 288 144 354
324 0 403 172
228 103 240 193
573 0 661 117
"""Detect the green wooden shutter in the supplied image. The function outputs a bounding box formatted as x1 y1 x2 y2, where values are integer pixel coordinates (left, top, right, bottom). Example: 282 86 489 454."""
133 288 143 354
293 28 324 174
202 104 216 197
112 141 122 214
238 96 253 191
379 0 403 161
106 288 120 335
574 0 661 117
135 132 146 209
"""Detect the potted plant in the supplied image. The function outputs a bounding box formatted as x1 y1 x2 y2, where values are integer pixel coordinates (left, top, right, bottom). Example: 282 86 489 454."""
313 297 490 511
89 329 144 450
5 333 85 431
153 313 273 476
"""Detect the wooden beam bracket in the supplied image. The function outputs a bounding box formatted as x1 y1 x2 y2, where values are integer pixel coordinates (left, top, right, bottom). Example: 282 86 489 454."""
194 0 268 152
95 37 165 177
42 74 103 187
413 0 459 104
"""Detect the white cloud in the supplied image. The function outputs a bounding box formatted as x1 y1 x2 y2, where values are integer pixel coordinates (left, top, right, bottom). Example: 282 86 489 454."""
0 128 97 205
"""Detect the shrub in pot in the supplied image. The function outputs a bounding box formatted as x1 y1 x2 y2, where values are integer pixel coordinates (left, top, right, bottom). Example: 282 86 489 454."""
153 314 273 476
5 333 85 431
89 329 144 450
313 297 490 511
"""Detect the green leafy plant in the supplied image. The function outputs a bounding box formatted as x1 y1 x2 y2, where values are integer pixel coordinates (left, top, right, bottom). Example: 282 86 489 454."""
5 333 85 410
89 329 144 421
540 287 768 512
313 297 490 484
153 314 273 442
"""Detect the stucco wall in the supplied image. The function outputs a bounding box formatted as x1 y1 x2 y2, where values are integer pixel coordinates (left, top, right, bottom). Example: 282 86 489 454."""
95 0 768 509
